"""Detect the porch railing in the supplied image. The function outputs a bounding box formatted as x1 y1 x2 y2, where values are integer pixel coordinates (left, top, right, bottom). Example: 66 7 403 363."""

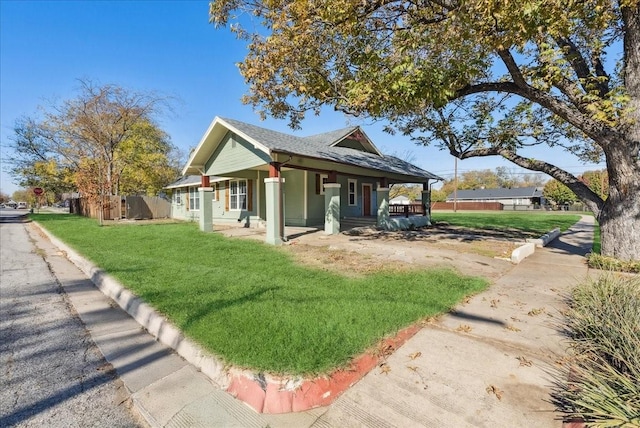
389 203 426 217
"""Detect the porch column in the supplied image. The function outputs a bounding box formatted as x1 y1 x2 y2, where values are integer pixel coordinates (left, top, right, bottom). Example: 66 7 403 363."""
199 187 213 232
377 187 390 227
422 182 431 217
324 183 341 235
264 177 285 245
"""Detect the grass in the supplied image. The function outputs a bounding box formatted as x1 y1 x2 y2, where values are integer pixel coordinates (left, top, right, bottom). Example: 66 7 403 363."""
592 221 601 254
31 213 488 376
431 211 581 237
586 219 640 272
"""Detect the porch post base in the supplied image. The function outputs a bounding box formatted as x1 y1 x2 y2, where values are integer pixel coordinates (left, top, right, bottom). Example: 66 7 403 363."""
324 183 341 235
422 190 431 217
264 177 285 246
377 187 390 228
199 187 214 232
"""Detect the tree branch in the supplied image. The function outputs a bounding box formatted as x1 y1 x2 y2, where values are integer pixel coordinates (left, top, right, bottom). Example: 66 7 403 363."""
554 36 609 97
454 81 612 145
496 49 527 87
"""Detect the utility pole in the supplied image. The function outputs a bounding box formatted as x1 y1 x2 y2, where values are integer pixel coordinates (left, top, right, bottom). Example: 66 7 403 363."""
453 157 458 213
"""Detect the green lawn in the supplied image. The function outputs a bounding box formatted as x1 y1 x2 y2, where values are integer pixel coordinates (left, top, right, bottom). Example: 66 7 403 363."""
31 214 487 376
431 211 582 237
592 221 601 254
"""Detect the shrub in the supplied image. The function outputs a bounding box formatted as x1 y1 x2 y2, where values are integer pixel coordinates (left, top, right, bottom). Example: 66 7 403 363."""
551 274 640 427
586 253 640 273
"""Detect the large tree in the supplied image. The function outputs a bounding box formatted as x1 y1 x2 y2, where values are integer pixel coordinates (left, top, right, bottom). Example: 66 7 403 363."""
210 0 640 261
8 80 179 206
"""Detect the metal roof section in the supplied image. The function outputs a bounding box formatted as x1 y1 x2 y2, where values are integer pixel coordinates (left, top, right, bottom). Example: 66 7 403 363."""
183 117 443 181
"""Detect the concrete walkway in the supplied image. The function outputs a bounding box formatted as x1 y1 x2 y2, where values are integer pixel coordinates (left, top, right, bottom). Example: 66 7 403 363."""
26 215 594 427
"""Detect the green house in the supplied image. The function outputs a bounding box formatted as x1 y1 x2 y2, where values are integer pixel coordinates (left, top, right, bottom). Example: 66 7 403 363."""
174 117 442 245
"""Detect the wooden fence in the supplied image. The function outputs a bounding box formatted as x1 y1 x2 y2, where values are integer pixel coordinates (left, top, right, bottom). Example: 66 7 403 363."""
70 196 171 220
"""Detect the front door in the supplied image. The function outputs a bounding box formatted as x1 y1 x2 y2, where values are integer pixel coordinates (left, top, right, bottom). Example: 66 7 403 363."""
362 184 372 216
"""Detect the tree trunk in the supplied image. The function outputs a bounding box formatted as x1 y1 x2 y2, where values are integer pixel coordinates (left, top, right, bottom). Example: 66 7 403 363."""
598 5 640 262
597 139 640 261
598 193 640 261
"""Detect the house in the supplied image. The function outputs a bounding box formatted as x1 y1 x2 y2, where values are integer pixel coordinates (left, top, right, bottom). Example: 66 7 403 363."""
389 195 411 205
177 117 442 245
165 175 226 222
446 187 546 207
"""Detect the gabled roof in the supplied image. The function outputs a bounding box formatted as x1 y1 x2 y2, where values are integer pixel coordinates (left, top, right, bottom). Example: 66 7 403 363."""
447 186 544 200
304 127 382 155
183 117 442 181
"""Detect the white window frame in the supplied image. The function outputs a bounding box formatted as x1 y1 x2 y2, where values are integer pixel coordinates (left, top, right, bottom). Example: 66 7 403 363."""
212 183 217 201
348 179 358 206
189 187 200 211
229 179 247 210
319 174 329 195
174 189 181 205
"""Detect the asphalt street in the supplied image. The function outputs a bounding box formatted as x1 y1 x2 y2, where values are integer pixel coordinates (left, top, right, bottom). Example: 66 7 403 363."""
0 212 143 427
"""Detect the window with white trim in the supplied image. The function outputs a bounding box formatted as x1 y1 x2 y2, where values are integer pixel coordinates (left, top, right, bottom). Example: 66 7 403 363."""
229 179 247 210
174 189 181 205
348 179 357 206
189 187 200 211
212 184 217 201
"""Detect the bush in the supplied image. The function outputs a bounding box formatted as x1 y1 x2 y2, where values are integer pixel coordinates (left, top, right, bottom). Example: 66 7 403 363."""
552 274 640 427
586 253 640 273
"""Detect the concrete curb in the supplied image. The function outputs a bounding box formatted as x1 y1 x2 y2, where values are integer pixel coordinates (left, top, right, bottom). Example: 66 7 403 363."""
510 228 561 264
36 224 231 387
527 228 561 248
34 222 420 414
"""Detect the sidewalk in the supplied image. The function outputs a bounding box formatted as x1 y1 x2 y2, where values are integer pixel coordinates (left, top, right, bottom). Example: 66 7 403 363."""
27 215 594 427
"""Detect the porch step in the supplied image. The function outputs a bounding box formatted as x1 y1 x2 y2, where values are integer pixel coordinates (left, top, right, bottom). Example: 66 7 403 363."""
340 216 377 231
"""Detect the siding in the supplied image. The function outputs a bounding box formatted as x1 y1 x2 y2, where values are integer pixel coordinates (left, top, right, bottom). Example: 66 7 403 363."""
204 132 271 176
282 170 306 226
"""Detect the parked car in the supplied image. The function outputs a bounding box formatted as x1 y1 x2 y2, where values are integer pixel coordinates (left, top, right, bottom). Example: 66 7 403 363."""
17 202 27 209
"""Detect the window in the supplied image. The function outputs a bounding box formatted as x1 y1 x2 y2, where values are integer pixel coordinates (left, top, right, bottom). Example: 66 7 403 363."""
189 187 200 211
212 183 217 201
229 179 247 210
348 179 357 206
174 189 181 205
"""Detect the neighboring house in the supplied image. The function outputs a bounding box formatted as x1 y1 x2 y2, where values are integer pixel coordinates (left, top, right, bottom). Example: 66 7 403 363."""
446 187 546 206
179 117 442 244
389 195 411 205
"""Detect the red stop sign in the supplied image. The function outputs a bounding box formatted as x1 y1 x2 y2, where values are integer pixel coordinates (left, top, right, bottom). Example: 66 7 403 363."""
33 187 43 195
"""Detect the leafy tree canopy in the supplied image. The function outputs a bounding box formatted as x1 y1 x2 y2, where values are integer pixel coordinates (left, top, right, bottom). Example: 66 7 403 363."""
210 0 640 261
7 79 180 203
544 179 579 206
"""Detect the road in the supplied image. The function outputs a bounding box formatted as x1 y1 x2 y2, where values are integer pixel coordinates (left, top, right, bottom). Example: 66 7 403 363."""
0 211 143 427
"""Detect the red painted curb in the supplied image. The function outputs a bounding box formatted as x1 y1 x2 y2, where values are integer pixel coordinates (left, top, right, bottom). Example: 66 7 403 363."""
226 323 422 414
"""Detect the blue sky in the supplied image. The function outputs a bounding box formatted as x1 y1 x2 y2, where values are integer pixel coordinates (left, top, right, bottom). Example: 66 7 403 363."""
0 0 606 196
